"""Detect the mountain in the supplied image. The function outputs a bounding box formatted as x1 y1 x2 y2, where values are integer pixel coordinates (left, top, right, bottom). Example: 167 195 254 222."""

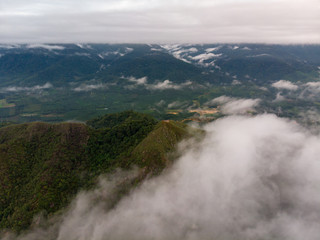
1 43 319 88
0 111 191 232
0 44 221 87
0 43 319 124
130 120 191 175
161 44 320 83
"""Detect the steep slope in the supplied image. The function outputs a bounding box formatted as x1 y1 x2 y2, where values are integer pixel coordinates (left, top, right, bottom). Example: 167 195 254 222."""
0 122 89 231
129 120 190 175
0 112 192 233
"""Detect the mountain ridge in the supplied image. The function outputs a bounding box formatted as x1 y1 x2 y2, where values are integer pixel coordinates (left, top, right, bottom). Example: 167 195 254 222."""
0 111 193 233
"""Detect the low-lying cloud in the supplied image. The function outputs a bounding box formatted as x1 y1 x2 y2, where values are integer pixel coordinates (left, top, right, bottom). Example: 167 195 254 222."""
298 108 320 129
26 44 65 51
127 76 148 85
0 83 53 93
272 80 298 91
296 82 320 100
304 81 320 93
125 76 194 90
167 100 188 109
7 114 320 240
206 96 260 114
189 53 222 63
274 92 286 102
147 80 192 90
73 83 107 92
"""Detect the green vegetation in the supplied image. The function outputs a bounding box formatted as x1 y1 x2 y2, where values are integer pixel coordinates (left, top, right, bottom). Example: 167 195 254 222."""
0 111 192 233
0 122 89 231
130 120 191 175
0 99 15 108
86 111 158 174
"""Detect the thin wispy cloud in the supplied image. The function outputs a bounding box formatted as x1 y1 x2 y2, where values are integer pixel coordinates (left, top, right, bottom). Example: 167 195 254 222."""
0 83 53 93
189 53 222 63
26 44 65 50
73 83 107 92
305 81 320 93
125 76 194 91
298 81 320 100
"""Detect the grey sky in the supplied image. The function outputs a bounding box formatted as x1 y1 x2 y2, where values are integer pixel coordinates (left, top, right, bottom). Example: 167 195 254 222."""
0 0 319 43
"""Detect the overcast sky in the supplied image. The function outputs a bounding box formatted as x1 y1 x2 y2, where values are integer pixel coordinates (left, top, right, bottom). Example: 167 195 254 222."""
0 0 319 44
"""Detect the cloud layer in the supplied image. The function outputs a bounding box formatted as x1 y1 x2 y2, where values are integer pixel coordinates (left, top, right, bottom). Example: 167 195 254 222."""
7 114 320 240
1 0 319 43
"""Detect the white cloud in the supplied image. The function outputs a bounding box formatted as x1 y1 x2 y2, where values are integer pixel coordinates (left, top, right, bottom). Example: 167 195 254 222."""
156 100 166 107
306 82 320 87
125 47 133 52
247 53 272 58
205 47 221 52
10 114 320 240
0 44 20 49
259 86 268 91
272 80 298 91
0 82 52 92
98 48 132 58
146 80 185 90
73 83 107 92
150 48 162 51
163 46 199 63
299 109 320 127
274 92 286 102
232 79 241 85
173 48 198 55
127 76 148 85
305 81 320 93
206 95 260 114
26 44 65 50
125 76 194 91
222 99 260 114
298 82 320 100
167 101 185 109
189 53 222 63
74 52 91 57
208 95 233 104
76 43 93 49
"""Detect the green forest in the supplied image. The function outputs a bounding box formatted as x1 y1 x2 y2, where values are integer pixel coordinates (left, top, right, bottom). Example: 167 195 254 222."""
0 111 191 232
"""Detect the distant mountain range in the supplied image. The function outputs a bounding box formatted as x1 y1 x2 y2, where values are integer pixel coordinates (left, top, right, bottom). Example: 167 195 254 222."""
0 43 319 124
1 44 319 88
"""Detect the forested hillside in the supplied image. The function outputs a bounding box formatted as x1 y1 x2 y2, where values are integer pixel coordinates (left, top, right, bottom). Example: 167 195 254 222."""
0 111 191 232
